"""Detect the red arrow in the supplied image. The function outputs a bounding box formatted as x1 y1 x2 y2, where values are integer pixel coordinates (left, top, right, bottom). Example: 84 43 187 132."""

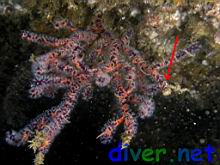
164 36 179 80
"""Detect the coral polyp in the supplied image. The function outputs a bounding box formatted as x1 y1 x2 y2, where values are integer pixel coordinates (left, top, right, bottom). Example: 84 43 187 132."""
5 16 202 165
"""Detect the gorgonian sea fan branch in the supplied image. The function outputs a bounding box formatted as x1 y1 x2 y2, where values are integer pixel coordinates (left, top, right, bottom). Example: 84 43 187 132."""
5 15 202 165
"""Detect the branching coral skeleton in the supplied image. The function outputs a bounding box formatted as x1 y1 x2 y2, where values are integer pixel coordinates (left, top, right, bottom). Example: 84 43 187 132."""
5 15 202 164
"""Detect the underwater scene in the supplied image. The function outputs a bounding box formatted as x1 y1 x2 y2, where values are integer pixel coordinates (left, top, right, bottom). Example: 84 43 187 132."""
0 0 220 165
